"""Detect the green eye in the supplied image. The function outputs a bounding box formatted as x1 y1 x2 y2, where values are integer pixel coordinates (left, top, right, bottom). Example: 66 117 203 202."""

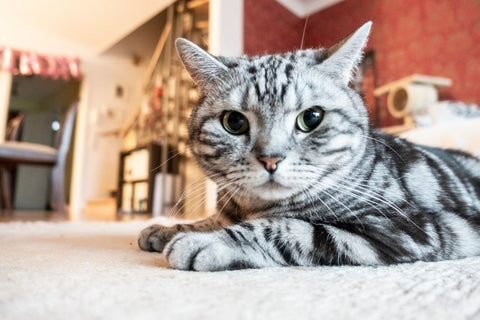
222 111 249 135
296 107 324 132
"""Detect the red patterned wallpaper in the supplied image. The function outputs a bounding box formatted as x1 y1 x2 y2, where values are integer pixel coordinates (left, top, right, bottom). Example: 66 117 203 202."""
244 0 305 55
244 0 480 126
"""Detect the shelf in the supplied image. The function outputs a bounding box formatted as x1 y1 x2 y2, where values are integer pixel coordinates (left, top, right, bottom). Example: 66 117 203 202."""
120 179 149 184
119 0 209 217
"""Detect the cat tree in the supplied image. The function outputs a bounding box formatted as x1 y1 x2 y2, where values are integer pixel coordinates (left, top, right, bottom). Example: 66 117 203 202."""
375 74 451 133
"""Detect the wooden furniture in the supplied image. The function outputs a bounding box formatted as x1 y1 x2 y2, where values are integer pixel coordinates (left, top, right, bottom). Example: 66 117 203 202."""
5 113 25 141
117 143 160 216
0 102 77 218
117 143 180 217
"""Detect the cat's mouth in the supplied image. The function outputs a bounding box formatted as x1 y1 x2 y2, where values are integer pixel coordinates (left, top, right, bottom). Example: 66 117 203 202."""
263 180 285 188
241 170 299 200
258 174 286 187
251 178 296 200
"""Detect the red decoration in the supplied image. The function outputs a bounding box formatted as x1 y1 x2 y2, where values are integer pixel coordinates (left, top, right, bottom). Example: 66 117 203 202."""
155 86 163 98
19 52 32 76
29 53 41 75
149 86 163 113
0 47 81 80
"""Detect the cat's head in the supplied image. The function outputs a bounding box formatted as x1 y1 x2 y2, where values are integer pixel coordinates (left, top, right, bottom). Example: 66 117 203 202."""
177 22 372 202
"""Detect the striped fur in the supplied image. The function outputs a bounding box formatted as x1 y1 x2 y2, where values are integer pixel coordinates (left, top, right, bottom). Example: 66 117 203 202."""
139 22 480 271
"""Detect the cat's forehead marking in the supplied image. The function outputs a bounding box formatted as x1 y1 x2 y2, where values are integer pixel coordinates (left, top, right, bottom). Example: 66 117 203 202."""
225 49 331 115
235 54 298 111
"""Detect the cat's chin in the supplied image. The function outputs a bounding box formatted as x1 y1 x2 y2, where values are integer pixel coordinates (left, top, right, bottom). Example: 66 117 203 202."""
251 182 297 201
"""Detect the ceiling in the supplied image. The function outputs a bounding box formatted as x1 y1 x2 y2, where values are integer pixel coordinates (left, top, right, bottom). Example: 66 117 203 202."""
0 0 174 55
0 0 343 57
102 10 167 63
275 0 344 17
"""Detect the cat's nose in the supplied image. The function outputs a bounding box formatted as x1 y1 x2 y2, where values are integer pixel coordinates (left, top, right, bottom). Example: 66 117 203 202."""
257 156 284 173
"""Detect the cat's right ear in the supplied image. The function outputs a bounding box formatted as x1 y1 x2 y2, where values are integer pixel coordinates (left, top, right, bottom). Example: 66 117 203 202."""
319 22 372 84
175 38 228 90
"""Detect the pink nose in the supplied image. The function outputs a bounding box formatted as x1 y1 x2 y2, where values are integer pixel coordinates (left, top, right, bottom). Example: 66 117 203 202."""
258 157 284 173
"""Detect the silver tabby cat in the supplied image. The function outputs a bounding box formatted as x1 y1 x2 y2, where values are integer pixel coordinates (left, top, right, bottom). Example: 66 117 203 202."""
139 22 480 271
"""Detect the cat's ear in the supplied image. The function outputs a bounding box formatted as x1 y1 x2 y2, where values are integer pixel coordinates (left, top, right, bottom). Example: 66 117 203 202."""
321 21 372 84
175 38 228 90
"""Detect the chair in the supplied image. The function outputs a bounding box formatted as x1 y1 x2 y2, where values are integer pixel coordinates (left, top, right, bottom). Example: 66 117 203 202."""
0 113 25 211
6 113 25 141
0 102 77 218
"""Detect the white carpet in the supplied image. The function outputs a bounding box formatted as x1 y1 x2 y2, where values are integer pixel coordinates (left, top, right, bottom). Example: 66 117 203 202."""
1 219 480 320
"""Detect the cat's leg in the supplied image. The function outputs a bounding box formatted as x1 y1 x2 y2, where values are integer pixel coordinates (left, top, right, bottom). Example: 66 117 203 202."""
164 217 386 271
138 213 232 253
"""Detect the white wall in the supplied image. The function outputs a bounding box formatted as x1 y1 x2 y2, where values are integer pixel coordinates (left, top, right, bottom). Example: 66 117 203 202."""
70 56 147 219
209 0 244 56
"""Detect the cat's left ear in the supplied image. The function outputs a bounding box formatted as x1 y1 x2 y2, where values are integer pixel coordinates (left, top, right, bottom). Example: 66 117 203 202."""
321 21 372 84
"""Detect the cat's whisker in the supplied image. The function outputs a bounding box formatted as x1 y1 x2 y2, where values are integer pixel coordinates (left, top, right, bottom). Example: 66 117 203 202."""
328 179 426 234
166 173 228 217
186 178 240 216
350 182 417 210
170 178 237 218
304 165 416 209
150 152 182 172
167 185 207 218
298 169 421 232
301 187 340 222
167 176 219 215
317 178 394 226
300 163 410 183
214 186 241 224
320 188 365 228
359 134 405 162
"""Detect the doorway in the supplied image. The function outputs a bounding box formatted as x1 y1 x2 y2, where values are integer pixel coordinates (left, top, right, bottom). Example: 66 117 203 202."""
6 75 80 210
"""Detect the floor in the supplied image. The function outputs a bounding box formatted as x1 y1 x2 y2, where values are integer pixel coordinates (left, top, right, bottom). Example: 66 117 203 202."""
1 218 479 320
0 210 53 222
0 210 155 222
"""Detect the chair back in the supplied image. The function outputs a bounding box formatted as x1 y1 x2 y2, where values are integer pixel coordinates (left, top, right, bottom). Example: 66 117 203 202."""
56 102 78 155
6 113 25 141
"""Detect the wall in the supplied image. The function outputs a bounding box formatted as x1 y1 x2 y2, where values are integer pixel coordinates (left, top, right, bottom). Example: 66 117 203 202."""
244 0 305 55
70 56 147 219
210 0 244 56
244 0 480 126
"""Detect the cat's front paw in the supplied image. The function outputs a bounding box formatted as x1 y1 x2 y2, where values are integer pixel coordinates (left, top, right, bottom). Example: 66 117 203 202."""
138 224 180 252
165 232 233 271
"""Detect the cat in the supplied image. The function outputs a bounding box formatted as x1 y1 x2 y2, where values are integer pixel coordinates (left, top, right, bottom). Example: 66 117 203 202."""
138 22 480 271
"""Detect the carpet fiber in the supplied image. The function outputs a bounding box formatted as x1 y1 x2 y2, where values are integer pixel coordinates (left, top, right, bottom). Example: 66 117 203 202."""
1 219 480 320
